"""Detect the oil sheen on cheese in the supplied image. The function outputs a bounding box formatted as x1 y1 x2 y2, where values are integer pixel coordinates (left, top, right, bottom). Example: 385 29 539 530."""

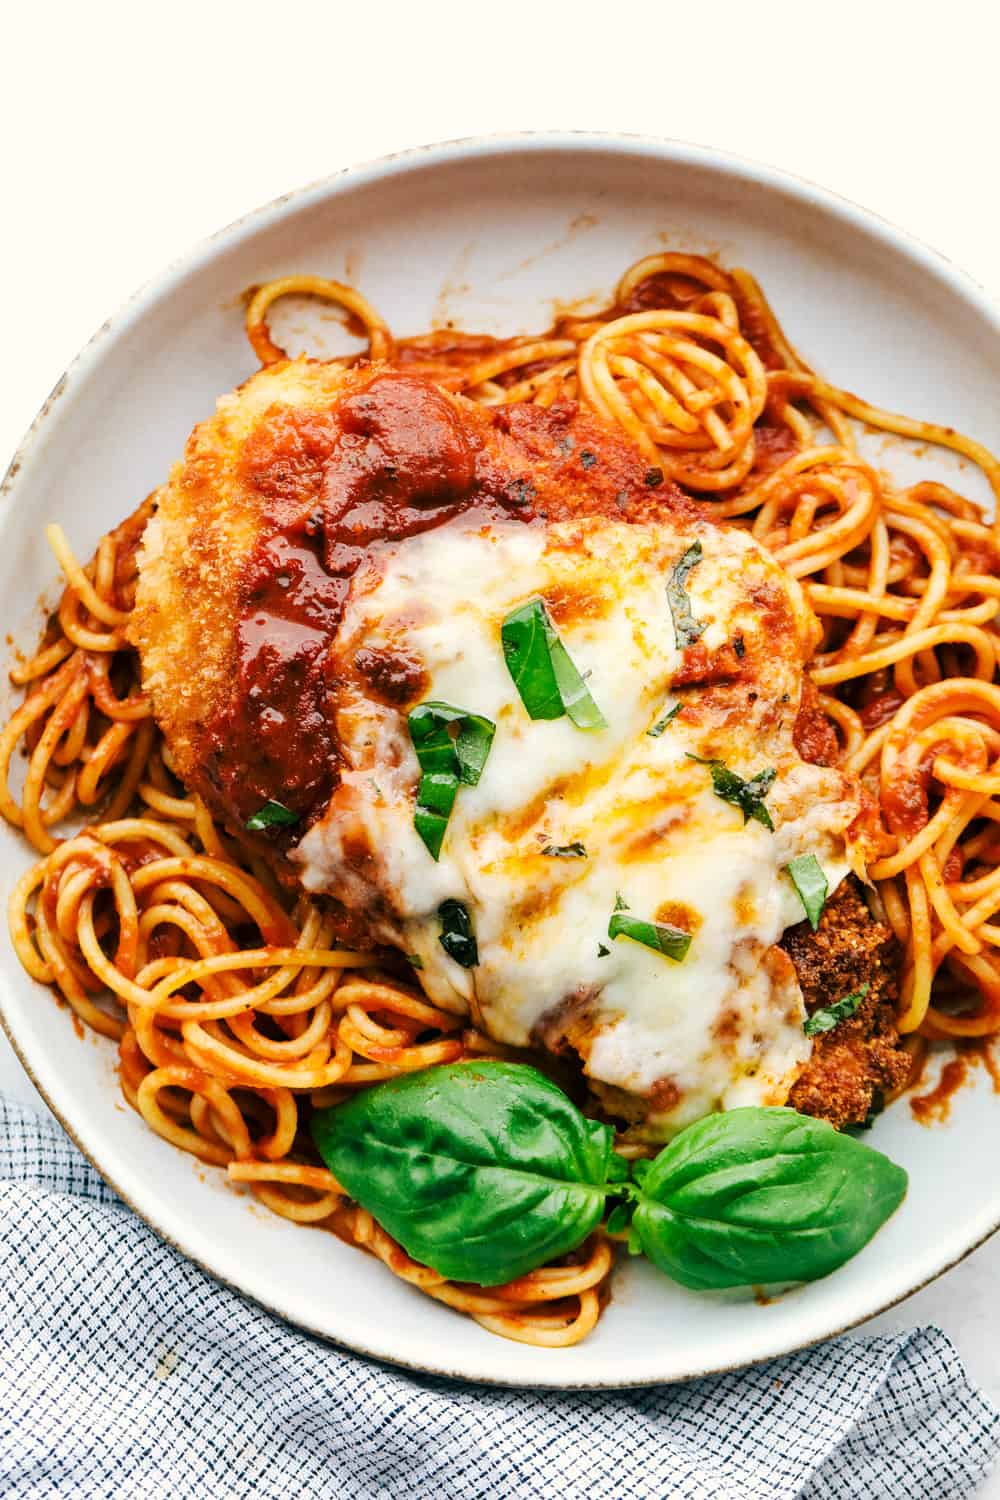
295 516 862 1138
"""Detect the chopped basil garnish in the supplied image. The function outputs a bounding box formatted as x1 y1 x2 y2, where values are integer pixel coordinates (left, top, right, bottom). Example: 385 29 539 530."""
580 449 597 469
687 755 777 831
608 907 692 962
438 899 478 968
786 854 828 931
408 701 496 860
245 799 299 832
405 953 424 970
501 598 607 730
647 701 682 737
803 983 870 1037
541 841 587 858
666 541 706 650
597 942 611 958
410 702 495 787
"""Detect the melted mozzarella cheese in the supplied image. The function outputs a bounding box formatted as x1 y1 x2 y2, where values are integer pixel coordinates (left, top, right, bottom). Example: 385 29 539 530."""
295 516 862 1137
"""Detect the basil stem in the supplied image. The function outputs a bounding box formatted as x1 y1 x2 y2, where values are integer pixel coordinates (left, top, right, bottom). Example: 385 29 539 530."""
687 755 776 831
438 899 478 968
408 702 496 860
666 541 706 650
786 853 828 931
245 799 299 832
501 598 607 730
803 982 870 1037
608 910 692 962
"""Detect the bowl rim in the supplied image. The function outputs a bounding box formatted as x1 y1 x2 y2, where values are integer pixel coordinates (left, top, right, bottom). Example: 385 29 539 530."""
3 129 1000 1389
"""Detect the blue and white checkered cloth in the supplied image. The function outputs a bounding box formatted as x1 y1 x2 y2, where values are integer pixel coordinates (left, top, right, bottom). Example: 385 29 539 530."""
1 1094 997 1499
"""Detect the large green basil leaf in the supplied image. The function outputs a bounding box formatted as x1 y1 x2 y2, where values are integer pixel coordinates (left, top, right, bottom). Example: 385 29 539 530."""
311 1061 613 1285
631 1107 907 1290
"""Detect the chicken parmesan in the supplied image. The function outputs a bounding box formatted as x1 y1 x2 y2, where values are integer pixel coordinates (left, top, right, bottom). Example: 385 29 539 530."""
13 244 1000 1347
130 359 901 1137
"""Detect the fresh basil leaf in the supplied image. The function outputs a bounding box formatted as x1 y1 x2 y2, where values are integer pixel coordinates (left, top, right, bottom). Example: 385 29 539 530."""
687 755 776 831
502 599 562 720
408 702 496 860
502 598 607 730
666 541 706 650
608 910 692 962
413 772 458 862
409 701 495 786
549 635 607 729
458 727 495 788
786 854 828 931
631 1158 653 1188
245 799 299 832
311 1061 613 1286
648 701 682 737
606 1151 632 1184
438 899 478 968
541 841 587 858
803 983 870 1037
631 1106 907 1291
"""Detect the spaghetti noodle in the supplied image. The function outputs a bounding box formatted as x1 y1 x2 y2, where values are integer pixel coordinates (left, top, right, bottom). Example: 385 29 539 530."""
6 250 1000 1344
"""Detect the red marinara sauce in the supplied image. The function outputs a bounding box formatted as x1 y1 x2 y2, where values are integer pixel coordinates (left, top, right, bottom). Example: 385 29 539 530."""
200 370 686 832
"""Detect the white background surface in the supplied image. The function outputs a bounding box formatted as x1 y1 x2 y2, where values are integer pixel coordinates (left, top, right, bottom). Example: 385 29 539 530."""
3 0 999 1487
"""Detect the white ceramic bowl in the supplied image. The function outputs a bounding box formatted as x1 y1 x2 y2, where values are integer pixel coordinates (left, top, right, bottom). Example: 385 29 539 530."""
3 134 1000 1388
